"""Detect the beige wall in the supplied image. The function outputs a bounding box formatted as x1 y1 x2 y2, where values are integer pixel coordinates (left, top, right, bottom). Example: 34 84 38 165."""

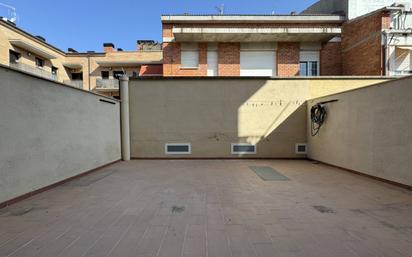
307 77 412 186
129 78 388 158
0 66 121 204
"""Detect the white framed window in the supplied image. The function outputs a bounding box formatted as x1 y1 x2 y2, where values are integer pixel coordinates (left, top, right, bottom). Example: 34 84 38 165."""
231 143 257 154
394 47 412 75
165 143 192 155
300 51 320 76
181 43 199 68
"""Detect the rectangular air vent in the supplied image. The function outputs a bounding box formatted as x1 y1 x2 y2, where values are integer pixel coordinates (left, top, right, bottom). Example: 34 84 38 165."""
295 143 307 154
231 143 256 154
165 143 191 155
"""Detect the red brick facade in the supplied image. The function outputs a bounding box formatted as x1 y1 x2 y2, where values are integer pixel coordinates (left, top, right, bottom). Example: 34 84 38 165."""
218 43 240 76
320 42 342 75
161 13 393 77
163 42 207 76
342 11 391 75
277 43 300 76
139 64 163 76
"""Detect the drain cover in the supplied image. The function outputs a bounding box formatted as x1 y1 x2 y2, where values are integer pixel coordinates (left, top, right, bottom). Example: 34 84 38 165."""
249 166 290 181
313 205 336 213
171 206 185 214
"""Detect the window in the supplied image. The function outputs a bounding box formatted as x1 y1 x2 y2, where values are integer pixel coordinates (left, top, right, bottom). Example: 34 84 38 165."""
113 71 125 79
181 43 199 68
165 143 192 155
299 51 320 76
35 57 44 68
231 143 256 154
9 50 20 63
71 72 83 80
299 61 318 76
51 66 58 75
101 71 109 79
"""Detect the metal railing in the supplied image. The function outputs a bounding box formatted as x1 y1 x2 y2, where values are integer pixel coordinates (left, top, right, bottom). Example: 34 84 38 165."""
9 62 58 81
96 79 119 90
63 80 84 89
392 12 412 30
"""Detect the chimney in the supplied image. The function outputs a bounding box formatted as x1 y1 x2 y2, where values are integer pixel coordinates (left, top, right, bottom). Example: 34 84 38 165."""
103 43 115 53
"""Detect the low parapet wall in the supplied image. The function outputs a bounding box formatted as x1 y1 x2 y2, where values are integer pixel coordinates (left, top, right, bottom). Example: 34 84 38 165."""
0 66 121 205
129 77 388 158
308 76 412 187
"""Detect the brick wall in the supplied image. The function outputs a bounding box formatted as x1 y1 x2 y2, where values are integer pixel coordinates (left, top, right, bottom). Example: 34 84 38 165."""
320 41 342 75
163 42 207 76
277 43 300 76
218 43 240 76
342 11 390 75
139 64 163 76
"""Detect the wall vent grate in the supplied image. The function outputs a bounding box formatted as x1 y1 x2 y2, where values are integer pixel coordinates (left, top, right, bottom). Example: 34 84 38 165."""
165 143 191 155
231 143 256 154
295 143 307 154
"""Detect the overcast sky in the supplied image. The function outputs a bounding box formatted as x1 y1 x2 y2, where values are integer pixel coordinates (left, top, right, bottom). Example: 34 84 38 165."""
0 0 318 52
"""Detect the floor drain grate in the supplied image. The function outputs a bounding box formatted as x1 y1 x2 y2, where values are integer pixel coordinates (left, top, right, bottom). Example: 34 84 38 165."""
171 206 185 214
313 205 336 213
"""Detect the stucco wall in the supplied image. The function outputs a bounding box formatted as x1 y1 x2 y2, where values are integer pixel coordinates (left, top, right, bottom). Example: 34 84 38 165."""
307 76 412 186
0 66 121 204
129 77 388 158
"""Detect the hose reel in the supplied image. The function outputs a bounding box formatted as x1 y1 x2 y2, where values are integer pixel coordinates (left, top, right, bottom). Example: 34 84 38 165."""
310 99 338 136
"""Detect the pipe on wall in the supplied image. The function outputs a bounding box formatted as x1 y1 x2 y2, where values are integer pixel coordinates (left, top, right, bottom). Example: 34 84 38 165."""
120 76 130 161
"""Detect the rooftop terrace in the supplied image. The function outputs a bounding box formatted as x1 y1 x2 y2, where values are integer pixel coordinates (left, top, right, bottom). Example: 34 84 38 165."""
0 160 411 257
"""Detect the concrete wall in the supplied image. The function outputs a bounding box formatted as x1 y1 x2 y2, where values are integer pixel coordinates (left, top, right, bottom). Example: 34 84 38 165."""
0 66 121 204
307 76 412 186
129 77 388 158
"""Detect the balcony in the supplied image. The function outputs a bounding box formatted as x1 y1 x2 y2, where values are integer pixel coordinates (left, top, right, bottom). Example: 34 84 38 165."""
63 80 84 89
96 79 119 90
9 62 58 81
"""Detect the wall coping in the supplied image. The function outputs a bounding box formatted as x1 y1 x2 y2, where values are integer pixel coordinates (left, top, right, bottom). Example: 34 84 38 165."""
131 76 397 81
0 64 120 102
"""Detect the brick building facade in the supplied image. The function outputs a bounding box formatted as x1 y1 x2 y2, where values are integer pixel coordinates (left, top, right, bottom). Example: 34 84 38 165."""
162 16 345 77
162 5 412 77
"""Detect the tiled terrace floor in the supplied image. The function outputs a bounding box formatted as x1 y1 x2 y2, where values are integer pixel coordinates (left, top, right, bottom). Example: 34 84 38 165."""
0 160 412 257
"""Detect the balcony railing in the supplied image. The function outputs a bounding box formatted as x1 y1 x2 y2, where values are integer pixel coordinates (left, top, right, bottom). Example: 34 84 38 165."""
63 80 84 89
9 62 58 81
96 79 119 90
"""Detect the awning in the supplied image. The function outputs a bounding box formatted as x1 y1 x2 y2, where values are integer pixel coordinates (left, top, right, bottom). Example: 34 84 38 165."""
96 60 162 67
9 39 57 59
171 27 341 42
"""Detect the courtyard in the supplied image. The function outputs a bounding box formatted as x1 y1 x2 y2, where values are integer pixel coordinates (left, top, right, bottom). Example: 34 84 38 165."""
0 160 411 257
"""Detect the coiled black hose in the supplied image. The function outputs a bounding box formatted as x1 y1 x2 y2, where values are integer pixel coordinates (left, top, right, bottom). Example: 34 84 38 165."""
310 104 327 136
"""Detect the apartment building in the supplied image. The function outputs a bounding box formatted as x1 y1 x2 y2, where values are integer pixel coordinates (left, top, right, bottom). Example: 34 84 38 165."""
162 14 345 77
0 19 162 97
162 1 412 77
